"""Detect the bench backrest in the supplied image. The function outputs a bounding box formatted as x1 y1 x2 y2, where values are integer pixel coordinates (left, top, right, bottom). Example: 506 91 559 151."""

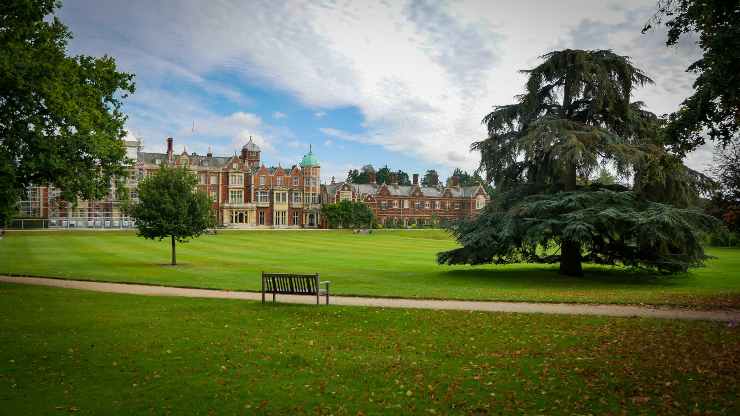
262 273 319 295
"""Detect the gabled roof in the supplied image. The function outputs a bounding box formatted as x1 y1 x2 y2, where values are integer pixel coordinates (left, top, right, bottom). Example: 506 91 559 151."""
325 181 485 199
267 166 291 175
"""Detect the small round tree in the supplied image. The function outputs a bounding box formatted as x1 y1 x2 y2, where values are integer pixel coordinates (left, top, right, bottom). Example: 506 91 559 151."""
129 166 214 265
320 200 375 229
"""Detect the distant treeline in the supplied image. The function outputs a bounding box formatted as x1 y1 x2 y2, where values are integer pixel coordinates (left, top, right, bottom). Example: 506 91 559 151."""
346 165 489 189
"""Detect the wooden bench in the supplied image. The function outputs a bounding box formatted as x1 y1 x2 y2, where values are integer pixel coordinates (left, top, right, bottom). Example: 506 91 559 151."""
261 272 331 305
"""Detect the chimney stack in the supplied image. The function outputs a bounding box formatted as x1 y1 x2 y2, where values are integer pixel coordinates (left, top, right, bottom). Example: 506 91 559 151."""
207 145 213 158
166 137 174 161
368 170 376 184
413 173 419 185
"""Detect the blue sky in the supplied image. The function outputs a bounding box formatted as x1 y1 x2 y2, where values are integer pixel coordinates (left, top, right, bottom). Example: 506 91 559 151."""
57 0 709 182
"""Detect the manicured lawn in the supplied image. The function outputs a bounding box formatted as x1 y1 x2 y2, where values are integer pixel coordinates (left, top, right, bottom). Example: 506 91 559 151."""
1 230 739 307
0 283 737 415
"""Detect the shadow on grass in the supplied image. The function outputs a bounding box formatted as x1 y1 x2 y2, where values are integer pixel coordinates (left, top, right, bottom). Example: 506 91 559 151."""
440 266 693 287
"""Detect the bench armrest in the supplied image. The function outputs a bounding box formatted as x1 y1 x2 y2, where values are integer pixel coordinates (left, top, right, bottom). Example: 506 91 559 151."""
320 281 331 285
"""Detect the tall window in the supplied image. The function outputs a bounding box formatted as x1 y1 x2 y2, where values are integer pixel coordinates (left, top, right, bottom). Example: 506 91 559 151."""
434 200 440 210
425 201 431 209
257 191 270 203
392 200 399 209
380 201 388 210
209 189 217 201
339 191 351 201
258 211 265 225
229 190 242 204
403 200 409 209
275 211 287 225
210 174 218 184
292 192 302 203
230 174 242 186
259 176 266 186
276 176 283 186
199 174 206 185
415 201 421 209
293 176 299 186
476 196 485 209
274 192 287 204
293 211 299 225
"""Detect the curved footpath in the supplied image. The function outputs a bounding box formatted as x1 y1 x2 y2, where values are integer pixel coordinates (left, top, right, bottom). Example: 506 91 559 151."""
2 275 739 322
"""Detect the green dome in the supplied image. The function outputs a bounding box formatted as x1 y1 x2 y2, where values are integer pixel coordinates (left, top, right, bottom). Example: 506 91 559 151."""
300 148 319 167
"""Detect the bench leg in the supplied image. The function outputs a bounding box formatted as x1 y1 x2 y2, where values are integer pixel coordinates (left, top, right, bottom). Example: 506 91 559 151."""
261 290 265 304
316 292 319 305
325 292 329 305
273 291 276 303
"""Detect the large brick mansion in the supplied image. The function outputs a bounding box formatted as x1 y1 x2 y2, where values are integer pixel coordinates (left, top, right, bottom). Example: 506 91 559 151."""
16 137 488 229
146 137 324 227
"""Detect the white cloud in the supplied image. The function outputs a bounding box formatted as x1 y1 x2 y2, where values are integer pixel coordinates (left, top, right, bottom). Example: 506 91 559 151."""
320 128 363 143
122 130 139 142
273 111 287 119
226 112 262 128
62 0 703 172
684 143 714 174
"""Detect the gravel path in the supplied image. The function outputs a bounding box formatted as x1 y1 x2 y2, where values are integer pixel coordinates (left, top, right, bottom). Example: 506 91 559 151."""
2 275 739 322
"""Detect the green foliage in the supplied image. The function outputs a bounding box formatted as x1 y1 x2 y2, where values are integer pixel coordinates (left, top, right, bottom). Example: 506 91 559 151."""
444 49 716 275
347 164 411 185
347 164 375 184
393 169 411 185
421 169 439 186
633 152 716 208
376 165 392 184
705 140 740 241
473 50 657 191
128 166 214 265
320 200 375 229
0 0 135 225
594 167 616 186
644 0 740 153
439 189 718 273
449 167 494 195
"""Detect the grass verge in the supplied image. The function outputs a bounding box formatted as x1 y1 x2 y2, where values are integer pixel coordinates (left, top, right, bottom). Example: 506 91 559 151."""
1 230 739 307
0 283 738 414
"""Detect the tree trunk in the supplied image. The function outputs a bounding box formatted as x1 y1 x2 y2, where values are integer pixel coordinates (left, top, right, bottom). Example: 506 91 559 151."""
560 240 583 276
560 162 583 276
171 235 176 266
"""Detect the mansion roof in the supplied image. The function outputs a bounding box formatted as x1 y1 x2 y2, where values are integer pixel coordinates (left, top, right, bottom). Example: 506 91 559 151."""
139 152 234 169
325 181 486 199
137 152 299 175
